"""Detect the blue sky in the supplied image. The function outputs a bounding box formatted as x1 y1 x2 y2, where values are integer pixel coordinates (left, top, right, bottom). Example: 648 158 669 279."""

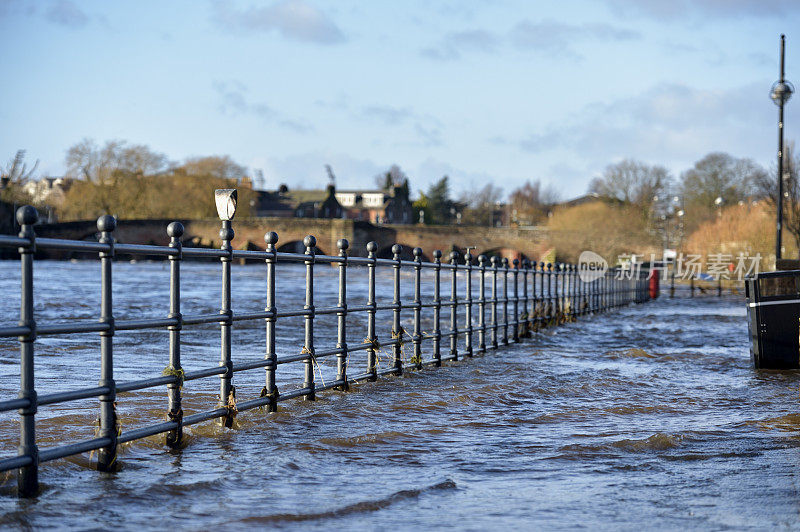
1 0 799 199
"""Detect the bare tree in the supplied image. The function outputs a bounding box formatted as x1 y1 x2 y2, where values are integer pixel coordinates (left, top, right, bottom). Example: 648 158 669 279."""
0 150 38 203
66 139 168 184
589 159 671 211
459 183 504 225
681 152 764 209
753 141 800 252
1 150 39 182
177 155 245 180
374 164 407 190
508 179 560 225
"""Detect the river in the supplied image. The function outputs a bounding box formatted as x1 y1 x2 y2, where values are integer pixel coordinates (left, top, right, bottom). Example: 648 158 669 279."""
0 260 797 529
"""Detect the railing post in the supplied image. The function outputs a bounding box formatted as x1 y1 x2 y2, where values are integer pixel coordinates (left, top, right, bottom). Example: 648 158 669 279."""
449 251 459 361
264 232 279 409
366 242 378 379
412 247 423 369
501 258 509 345
336 238 350 389
512 258 519 342
571 264 578 320
562 263 568 319
166 222 184 447
16 206 38 496
546 263 553 323
553 262 561 323
563 263 571 320
529 260 537 331
490 256 499 349
478 255 487 353
464 251 473 357
432 250 442 366
302 235 316 400
97 215 117 471
536 261 543 325
392 244 403 375
521 259 529 338
218 211 235 427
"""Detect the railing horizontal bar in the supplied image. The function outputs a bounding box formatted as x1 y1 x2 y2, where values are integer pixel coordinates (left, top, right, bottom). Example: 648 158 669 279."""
314 306 345 316
236 395 272 412
313 254 344 264
116 317 177 330
276 353 309 364
440 354 457 362
346 305 372 313
0 235 29 248
38 385 110 406
231 250 270 260
181 247 228 258
275 309 311 318
346 257 372 266
375 304 399 311
0 325 31 337
313 347 344 358
314 379 346 392
276 252 307 262
377 367 400 377
182 408 228 426
0 397 31 413
276 388 312 401
231 311 273 322
36 238 108 252
117 375 177 393
39 436 112 463
232 358 274 372
182 313 226 325
114 243 176 256
348 371 373 382
0 455 33 472
183 366 227 381
37 322 111 335
345 342 373 353
117 421 178 444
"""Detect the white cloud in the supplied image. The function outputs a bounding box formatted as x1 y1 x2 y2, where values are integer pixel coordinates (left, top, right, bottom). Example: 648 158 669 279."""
213 80 314 134
213 0 345 44
516 82 776 175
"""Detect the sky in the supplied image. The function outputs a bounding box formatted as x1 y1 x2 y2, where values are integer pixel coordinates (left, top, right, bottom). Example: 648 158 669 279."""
1 0 799 200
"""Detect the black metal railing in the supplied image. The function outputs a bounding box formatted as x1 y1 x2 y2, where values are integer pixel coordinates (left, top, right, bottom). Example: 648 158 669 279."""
0 194 651 497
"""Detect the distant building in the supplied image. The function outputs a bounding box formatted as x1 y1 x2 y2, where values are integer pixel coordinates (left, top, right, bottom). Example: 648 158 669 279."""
335 185 413 224
250 182 414 224
22 177 73 207
252 184 344 219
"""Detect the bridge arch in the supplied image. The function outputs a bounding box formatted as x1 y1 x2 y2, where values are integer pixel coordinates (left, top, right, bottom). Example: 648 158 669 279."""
277 240 327 256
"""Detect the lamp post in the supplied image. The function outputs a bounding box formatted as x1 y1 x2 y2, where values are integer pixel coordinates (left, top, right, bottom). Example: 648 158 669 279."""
771 34 794 260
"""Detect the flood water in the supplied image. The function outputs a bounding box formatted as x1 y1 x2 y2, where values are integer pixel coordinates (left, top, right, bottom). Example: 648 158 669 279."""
0 260 798 529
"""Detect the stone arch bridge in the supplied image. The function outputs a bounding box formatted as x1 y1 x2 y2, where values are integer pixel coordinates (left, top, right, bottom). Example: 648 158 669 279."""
33 218 549 261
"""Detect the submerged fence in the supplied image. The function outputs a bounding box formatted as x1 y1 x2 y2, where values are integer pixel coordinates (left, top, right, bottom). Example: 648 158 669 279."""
0 192 651 497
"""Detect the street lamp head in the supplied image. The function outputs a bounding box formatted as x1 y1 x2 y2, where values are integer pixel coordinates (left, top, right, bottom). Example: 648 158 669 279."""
770 80 794 106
